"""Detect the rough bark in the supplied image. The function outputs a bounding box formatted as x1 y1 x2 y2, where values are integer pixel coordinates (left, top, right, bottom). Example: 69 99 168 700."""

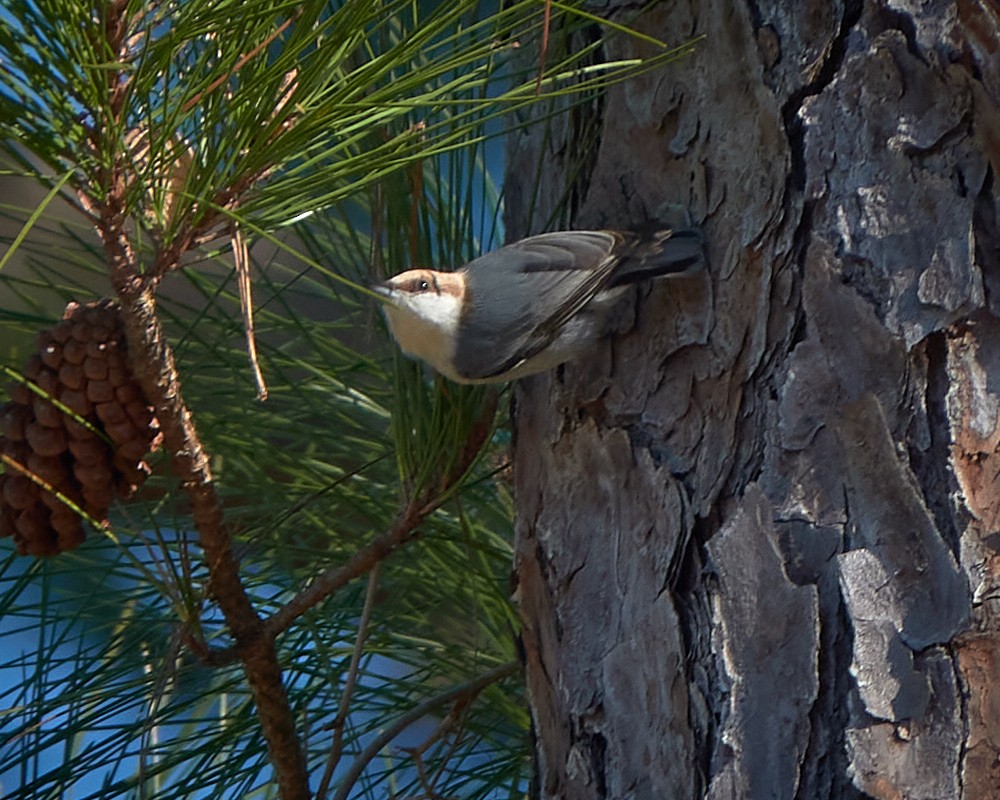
506 2 1000 798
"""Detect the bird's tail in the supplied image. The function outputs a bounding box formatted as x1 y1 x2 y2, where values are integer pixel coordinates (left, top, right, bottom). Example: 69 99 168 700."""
609 227 704 287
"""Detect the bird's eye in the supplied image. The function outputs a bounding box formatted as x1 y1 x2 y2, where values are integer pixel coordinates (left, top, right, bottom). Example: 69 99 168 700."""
417 279 430 291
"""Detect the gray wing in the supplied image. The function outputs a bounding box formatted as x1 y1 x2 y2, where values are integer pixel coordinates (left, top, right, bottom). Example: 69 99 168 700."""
451 231 622 380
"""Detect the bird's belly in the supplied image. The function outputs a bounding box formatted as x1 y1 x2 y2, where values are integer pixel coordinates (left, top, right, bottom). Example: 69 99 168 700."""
495 314 604 381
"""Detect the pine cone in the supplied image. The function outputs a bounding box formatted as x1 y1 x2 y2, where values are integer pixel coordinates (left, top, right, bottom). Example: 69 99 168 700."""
0 299 162 556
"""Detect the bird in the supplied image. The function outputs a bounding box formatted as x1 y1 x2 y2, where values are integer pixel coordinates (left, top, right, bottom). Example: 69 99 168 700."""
373 227 703 383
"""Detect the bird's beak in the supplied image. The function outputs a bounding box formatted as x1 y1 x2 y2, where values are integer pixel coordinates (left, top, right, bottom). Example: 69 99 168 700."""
371 282 395 303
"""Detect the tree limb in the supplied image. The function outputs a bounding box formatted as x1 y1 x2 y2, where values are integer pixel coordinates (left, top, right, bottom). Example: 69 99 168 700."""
329 661 519 800
107 240 311 800
316 563 381 799
92 7 311 789
264 498 432 640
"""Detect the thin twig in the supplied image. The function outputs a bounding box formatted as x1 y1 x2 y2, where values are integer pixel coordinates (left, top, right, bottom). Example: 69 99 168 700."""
138 631 184 800
405 707 467 799
179 11 301 114
233 223 268 400
316 564 381 799
329 661 519 800
156 13 303 265
264 499 432 639
412 750 437 799
264 391 498 641
419 695 473 794
371 182 384 277
409 157 422 267
534 0 552 96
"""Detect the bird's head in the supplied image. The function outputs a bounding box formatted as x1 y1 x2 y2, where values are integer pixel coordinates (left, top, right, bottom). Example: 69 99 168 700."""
373 269 466 369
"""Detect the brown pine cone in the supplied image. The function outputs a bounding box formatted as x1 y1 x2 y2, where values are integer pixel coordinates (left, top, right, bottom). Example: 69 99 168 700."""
0 299 162 556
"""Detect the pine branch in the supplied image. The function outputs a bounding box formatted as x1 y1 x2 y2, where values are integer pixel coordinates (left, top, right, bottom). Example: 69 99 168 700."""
265 496 433 640
92 4 310 798
327 661 519 800
118 276 310 799
315 563 381 798
265 388 498 641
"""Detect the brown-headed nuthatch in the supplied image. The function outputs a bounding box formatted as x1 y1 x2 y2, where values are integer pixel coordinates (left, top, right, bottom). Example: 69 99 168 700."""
374 227 703 383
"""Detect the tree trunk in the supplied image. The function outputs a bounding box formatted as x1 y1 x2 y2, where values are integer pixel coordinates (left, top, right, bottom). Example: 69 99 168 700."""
506 2 1000 798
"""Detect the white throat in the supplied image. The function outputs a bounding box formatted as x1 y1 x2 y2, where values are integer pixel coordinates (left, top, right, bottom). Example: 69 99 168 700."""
382 292 463 379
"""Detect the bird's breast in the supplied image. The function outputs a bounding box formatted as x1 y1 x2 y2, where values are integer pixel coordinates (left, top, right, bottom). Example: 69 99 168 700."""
382 305 461 379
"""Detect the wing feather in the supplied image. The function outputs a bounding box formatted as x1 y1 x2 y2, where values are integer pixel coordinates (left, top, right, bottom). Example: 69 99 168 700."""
451 232 622 380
